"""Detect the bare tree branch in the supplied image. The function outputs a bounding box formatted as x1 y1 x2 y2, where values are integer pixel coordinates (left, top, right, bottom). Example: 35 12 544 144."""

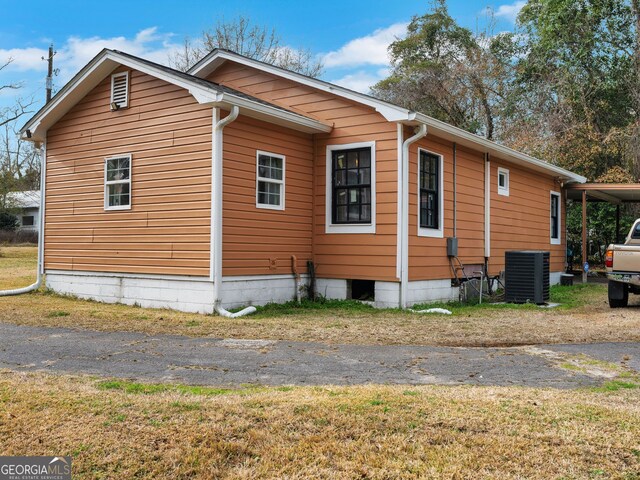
169 16 323 77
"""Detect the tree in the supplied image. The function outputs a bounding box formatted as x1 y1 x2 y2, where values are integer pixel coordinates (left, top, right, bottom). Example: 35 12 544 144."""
169 16 323 77
515 0 636 180
0 59 32 129
372 1 515 140
0 57 39 211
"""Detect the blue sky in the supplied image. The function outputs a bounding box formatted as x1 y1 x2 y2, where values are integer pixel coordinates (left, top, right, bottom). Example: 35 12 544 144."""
0 0 524 114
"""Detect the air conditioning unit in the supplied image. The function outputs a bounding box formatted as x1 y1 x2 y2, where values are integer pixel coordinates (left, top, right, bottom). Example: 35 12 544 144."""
504 251 550 304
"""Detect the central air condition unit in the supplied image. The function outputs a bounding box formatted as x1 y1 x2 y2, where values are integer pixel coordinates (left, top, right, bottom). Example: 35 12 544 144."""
504 251 550 304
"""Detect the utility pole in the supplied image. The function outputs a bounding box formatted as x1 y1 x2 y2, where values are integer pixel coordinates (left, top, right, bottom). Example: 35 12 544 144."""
45 44 55 104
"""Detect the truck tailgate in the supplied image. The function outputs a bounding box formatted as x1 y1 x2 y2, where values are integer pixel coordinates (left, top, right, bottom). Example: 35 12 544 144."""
612 245 640 272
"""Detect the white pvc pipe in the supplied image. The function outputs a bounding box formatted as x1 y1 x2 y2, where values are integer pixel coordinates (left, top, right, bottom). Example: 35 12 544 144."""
0 142 46 296
399 124 428 309
215 306 257 318
210 105 255 318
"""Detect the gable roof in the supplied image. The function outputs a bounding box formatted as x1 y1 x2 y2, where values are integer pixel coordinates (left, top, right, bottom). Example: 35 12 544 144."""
6 190 40 209
190 48 586 184
20 49 332 142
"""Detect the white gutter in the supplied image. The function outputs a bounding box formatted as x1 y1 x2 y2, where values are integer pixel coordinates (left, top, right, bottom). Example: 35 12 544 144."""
210 106 256 318
399 124 428 309
0 141 46 296
414 113 586 184
484 153 491 258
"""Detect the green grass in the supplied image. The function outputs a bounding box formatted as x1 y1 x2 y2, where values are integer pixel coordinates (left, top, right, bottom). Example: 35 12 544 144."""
95 379 263 397
253 297 378 317
251 284 604 319
407 283 602 314
593 380 640 392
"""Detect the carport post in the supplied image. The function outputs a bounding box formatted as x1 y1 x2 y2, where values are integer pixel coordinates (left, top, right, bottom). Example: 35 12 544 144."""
616 205 621 244
582 190 587 284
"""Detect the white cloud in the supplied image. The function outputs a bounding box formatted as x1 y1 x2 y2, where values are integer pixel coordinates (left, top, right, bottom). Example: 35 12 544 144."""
0 27 181 84
330 68 390 94
322 22 408 69
494 1 526 23
0 48 49 71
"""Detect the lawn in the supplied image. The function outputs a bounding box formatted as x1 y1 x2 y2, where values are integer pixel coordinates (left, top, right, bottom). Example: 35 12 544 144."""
2 247 640 478
1 246 639 346
1 370 639 479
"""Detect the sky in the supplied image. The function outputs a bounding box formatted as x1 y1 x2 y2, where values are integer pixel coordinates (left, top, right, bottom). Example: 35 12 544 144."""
0 0 525 115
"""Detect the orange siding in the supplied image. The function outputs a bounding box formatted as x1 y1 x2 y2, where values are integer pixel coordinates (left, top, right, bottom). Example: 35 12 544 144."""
208 62 399 281
409 135 486 281
222 114 314 276
489 160 565 275
45 68 213 276
408 130 565 281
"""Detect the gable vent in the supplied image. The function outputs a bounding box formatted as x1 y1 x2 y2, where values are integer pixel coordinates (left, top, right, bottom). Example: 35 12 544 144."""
110 72 129 109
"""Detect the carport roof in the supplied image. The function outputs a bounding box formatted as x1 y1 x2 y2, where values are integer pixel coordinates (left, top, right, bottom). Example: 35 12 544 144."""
566 183 640 204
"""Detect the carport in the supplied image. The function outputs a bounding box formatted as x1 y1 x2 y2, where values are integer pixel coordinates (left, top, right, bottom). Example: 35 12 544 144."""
566 183 640 283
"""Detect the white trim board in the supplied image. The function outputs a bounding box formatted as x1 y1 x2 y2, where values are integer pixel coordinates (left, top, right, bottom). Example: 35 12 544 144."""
189 49 586 184
256 150 286 211
20 49 331 142
417 148 444 239
325 141 376 234
550 190 562 245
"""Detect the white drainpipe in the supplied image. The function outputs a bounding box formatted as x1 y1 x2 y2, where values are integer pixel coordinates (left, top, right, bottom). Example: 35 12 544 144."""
0 141 46 296
484 153 491 259
399 124 428 309
210 106 256 318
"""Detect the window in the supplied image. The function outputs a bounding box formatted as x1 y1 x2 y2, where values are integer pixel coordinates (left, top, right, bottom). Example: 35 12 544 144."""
21 215 34 226
105 154 131 210
325 142 376 234
110 72 129 109
256 151 285 210
550 191 561 245
497 167 509 196
418 149 444 238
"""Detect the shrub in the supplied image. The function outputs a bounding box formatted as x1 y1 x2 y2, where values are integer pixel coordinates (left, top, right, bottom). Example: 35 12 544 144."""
0 211 19 231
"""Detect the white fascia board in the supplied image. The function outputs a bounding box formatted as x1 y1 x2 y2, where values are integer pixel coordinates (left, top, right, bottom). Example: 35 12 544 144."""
413 113 587 184
218 92 332 133
20 50 221 142
21 49 329 142
189 50 412 122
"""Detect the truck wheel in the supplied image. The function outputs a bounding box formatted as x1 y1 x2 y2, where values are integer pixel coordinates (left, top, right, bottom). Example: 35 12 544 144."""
608 281 629 308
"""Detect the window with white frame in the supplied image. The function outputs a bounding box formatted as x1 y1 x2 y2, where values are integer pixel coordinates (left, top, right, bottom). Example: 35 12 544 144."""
110 72 129 110
418 149 444 238
325 141 376 234
105 154 131 210
550 191 561 244
497 167 509 196
256 151 285 210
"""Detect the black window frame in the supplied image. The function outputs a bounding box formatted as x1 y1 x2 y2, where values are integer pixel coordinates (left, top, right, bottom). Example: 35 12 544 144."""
419 150 440 230
331 147 372 225
550 192 560 241
21 215 35 226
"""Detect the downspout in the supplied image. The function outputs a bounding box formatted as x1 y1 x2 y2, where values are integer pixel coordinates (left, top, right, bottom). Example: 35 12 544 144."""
0 141 46 296
484 152 491 288
399 124 428 309
211 105 256 318
453 143 457 238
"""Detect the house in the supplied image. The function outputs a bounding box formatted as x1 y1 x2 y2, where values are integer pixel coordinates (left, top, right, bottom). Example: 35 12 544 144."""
6 190 41 232
19 48 586 314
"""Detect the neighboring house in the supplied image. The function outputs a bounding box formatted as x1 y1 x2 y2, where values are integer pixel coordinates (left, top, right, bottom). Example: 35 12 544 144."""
19 48 586 313
6 190 40 232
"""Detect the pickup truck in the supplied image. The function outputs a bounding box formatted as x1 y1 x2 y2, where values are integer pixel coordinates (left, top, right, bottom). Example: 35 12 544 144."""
606 219 640 307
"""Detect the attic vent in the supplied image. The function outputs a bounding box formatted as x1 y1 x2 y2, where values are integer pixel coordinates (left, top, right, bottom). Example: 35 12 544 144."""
110 72 129 109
